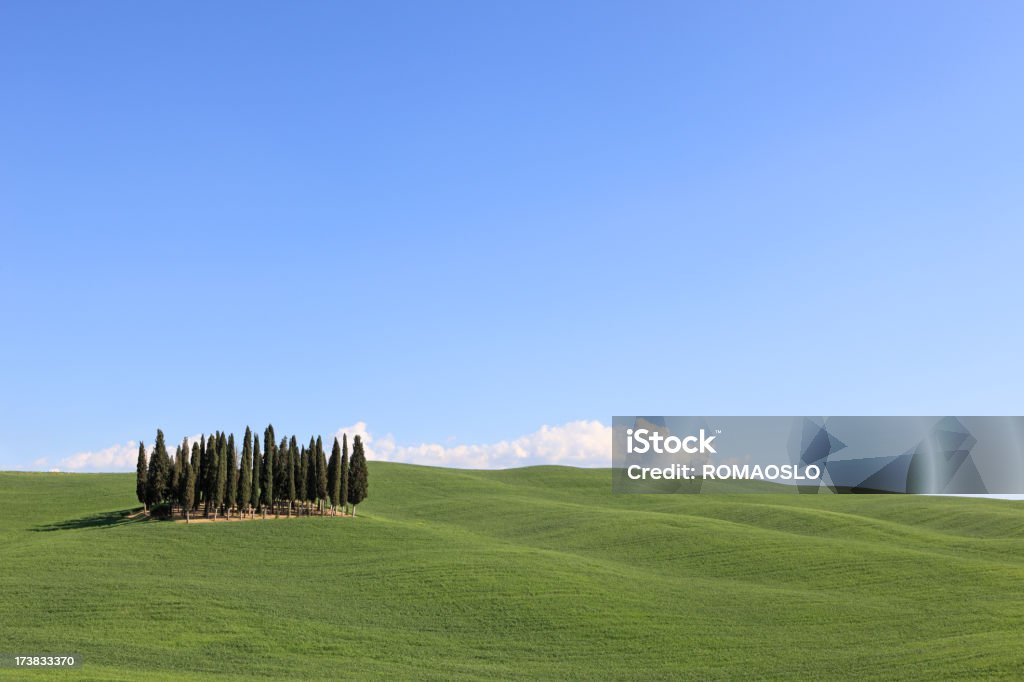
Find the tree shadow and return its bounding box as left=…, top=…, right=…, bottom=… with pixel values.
left=32, top=509, right=149, bottom=532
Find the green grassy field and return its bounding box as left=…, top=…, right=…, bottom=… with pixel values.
left=1, top=464, right=1022, bottom=680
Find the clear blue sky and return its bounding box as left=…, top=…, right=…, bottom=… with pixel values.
left=2, top=2, right=1023, bottom=470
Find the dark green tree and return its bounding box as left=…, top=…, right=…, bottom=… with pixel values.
left=296, top=445, right=308, bottom=510
left=278, top=437, right=286, bottom=506
left=328, top=437, right=341, bottom=514
left=190, top=441, right=202, bottom=512
left=145, top=429, right=171, bottom=509
left=214, top=433, right=228, bottom=518
left=183, top=459, right=196, bottom=523
left=209, top=432, right=221, bottom=514
left=226, top=434, right=238, bottom=517
left=171, top=445, right=182, bottom=505
left=277, top=437, right=288, bottom=511
left=238, top=427, right=253, bottom=515
left=178, top=437, right=191, bottom=509
left=198, top=434, right=207, bottom=507
left=264, top=425, right=276, bottom=512
left=261, top=426, right=274, bottom=513
left=306, top=437, right=317, bottom=510
left=316, top=436, right=328, bottom=514
left=340, top=433, right=350, bottom=515
left=204, top=433, right=218, bottom=516
left=348, top=434, right=368, bottom=516
left=252, top=434, right=262, bottom=513
left=135, top=442, right=148, bottom=510
left=287, top=436, right=298, bottom=513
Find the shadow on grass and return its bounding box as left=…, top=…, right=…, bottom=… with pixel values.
left=32, top=509, right=150, bottom=532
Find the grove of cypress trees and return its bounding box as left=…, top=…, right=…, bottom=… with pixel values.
left=239, top=427, right=253, bottom=516
left=340, top=433, right=349, bottom=515
left=348, top=434, right=368, bottom=516
left=132, top=425, right=366, bottom=522
left=226, top=434, right=238, bottom=518
left=136, top=442, right=148, bottom=510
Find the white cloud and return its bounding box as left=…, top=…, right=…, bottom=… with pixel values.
left=57, top=433, right=202, bottom=472
left=332, top=420, right=611, bottom=469
left=60, top=441, right=141, bottom=472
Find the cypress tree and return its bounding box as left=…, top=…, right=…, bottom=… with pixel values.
left=205, top=433, right=215, bottom=515
left=252, top=434, right=262, bottom=514
left=198, top=434, right=207, bottom=507
left=306, top=437, right=317, bottom=510
left=204, top=433, right=218, bottom=516
left=348, top=434, right=368, bottom=516
left=226, top=434, right=238, bottom=518
left=191, top=442, right=202, bottom=511
left=239, top=427, right=253, bottom=515
left=160, top=431, right=174, bottom=502
left=135, top=442, right=148, bottom=510
left=145, top=430, right=171, bottom=509
left=274, top=438, right=286, bottom=507
left=264, top=425, right=276, bottom=512
left=328, top=437, right=341, bottom=515
left=296, top=445, right=308, bottom=511
left=178, top=437, right=191, bottom=510
left=214, top=434, right=227, bottom=518
left=277, top=437, right=288, bottom=511
left=183, top=459, right=196, bottom=523
left=316, top=436, right=328, bottom=514
left=287, top=436, right=298, bottom=512
left=340, top=433, right=349, bottom=515
left=261, top=427, right=274, bottom=513
left=171, top=445, right=182, bottom=506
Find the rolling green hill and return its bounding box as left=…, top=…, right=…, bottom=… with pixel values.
left=1, top=464, right=1022, bottom=680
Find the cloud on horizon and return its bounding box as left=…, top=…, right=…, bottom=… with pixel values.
left=334, top=420, right=610, bottom=469
left=50, top=421, right=612, bottom=472
left=57, top=433, right=204, bottom=472
left=59, top=440, right=141, bottom=472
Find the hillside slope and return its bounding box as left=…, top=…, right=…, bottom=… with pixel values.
left=1, top=464, right=1022, bottom=680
